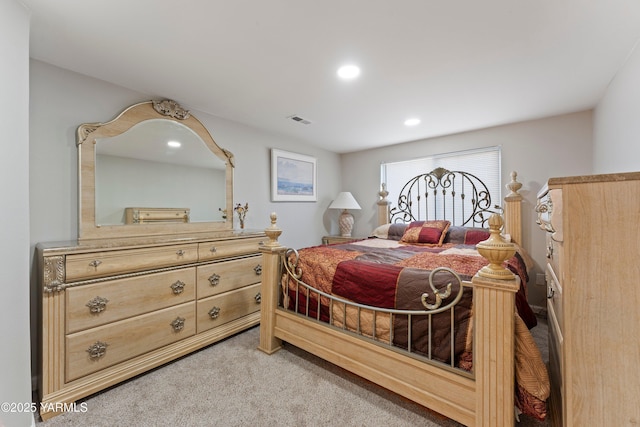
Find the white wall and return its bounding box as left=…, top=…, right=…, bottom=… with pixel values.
left=341, top=111, right=593, bottom=308
left=593, top=42, right=640, bottom=173
left=1, top=1, right=34, bottom=427
left=29, top=60, right=342, bottom=249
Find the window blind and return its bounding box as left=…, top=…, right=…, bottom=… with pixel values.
left=380, top=146, right=502, bottom=221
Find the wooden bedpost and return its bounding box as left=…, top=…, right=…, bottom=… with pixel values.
left=503, top=171, right=523, bottom=245
left=377, top=183, right=391, bottom=226
left=473, top=213, right=520, bottom=427
left=257, top=213, right=286, bottom=355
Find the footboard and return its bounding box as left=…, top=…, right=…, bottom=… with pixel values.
left=258, top=213, right=520, bottom=427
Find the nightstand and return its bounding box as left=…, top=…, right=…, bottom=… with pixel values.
left=322, top=235, right=365, bottom=245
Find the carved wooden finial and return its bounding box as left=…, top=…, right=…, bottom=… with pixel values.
left=505, top=170, right=523, bottom=200
left=378, top=183, right=389, bottom=205
left=475, top=214, right=516, bottom=280
left=264, top=212, right=282, bottom=247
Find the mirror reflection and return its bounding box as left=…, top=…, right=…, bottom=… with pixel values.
left=95, top=119, right=227, bottom=225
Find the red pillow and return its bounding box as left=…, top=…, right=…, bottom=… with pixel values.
left=443, top=226, right=491, bottom=245
left=463, top=229, right=491, bottom=245
left=400, top=220, right=451, bottom=246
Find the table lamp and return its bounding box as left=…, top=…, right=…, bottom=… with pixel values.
left=329, top=191, right=361, bottom=237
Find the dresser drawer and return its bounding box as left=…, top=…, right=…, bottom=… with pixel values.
left=65, top=302, right=195, bottom=382
left=545, top=263, right=563, bottom=333
left=197, top=255, right=262, bottom=299
left=66, top=244, right=199, bottom=281
left=197, top=237, right=264, bottom=261
left=196, top=283, right=261, bottom=333
left=66, top=267, right=196, bottom=334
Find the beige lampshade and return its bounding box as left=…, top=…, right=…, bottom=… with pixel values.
left=328, top=192, right=361, bottom=210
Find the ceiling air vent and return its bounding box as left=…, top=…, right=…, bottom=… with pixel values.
left=288, top=115, right=312, bottom=125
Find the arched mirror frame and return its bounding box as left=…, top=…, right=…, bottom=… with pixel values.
left=77, top=100, right=234, bottom=241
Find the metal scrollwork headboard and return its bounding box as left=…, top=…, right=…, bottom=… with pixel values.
left=388, top=167, right=500, bottom=227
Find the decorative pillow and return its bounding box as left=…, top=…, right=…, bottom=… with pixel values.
left=387, top=223, right=408, bottom=241
left=370, top=223, right=409, bottom=241
left=400, top=220, right=450, bottom=246
left=444, top=226, right=491, bottom=245
left=370, top=224, right=391, bottom=239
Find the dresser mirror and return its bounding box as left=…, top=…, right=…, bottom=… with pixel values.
left=77, top=100, right=234, bottom=240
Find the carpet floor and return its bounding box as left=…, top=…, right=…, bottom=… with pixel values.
left=37, top=316, right=550, bottom=427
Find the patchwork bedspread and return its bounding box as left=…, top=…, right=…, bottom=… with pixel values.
left=281, top=238, right=549, bottom=420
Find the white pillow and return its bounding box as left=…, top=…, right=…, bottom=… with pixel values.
left=370, top=223, right=391, bottom=239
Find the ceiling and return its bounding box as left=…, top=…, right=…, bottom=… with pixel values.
left=23, top=0, right=640, bottom=153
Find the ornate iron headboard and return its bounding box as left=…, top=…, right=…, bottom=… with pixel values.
left=388, top=167, right=500, bottom=227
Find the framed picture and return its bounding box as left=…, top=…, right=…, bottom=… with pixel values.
left=271, top=149, right=317, bottom=202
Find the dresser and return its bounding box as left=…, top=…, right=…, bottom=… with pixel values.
left=536, top=172, right=640, bottom=427
left=37, top=230, right=265, bottom=419
left=38, top=99, right=263, bottom=419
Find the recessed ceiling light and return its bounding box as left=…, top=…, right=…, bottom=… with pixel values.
left=337, top=65, right=361, bottom=79
left=167, top=141, right=181, bottom=148
left=404, top=118, right=421, bottom=126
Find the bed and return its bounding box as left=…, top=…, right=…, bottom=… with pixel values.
left=258, top=169, right=549, bottom=426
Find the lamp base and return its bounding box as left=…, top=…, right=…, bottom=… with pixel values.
left=338, top=210, right=354, bottom=237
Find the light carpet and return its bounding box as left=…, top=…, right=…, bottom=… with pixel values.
left=37, top=317, right=549, bottom=427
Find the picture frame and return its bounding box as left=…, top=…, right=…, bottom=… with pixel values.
left=271, top=149, right=317, bottom=202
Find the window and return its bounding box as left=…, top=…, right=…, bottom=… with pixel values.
left=380, top=146, right=502, bottom=224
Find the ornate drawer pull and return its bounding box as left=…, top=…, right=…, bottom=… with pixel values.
left=170, top=317, right=185, bottom=332
left=89, top=260, right=102, bottom=268
left=86, top=296, right=109, bottom=313
left=258, top=240, right=265, bottom=246
left=210, top=246, right=217, bottom=253
left=546, top=244, right=553, bottom=259
left=255, top=293, right=261, bottom=304
left=547, top=287, right=555, bottom=299
left=208, top=273, right=220, bottom=286
left=176, top=250, right=186, bottom=256
left=170, top=280, right=185, bottom=295
left=254, top=264, right=262, bottom=275
left=208, top=306, right=221, bottom=319
left=86, top=341, right=108, bottom=359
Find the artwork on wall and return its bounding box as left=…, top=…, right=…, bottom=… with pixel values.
left=271, top=149, right=317, bottom=202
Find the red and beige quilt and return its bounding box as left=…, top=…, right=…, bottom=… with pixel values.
left=281, top=238, right=549, bottom=420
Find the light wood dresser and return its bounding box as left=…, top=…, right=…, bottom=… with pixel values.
left=536, top=172, right=640, bottom=427
left=39, top=99, right=263, bottom=420
left=37, top=230, right=265, bottom=419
